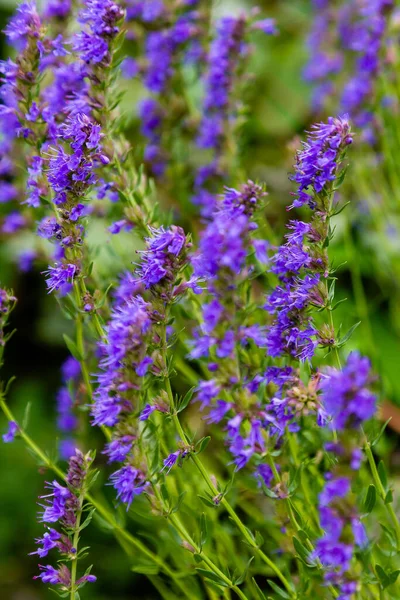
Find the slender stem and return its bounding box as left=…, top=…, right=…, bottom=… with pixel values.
left=328, top=308, right=342, bottom=370
left=153, top=483, right=250, bottom=600
left=162, top=369, right=295, bottom=597
left=364, top=441, right=400, bottom=548
left=266, top=453, right=339, bottom=599
left=343, top=221, right=375, bottom=358
left=287, top=432, right=321, bottom=532
left=73, top=282, right=93, bottom=400
left=0, top=396, right=194, bottom=600
left=69, top=492, right=84, bottom=600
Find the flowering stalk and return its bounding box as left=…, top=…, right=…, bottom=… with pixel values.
left=161, top=328, right=296, bottom=597
left=32, top=450, right=97, bottom=595
left=0, top=393, right=195, bottom=598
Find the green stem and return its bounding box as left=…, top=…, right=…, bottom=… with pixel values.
left=328, top=308, right=342, bottom=369
left=343, top=221, right=375, bottom=358
left=168, top=510, right=250, bottom=600
left=266, top=453, right=338, bottom=599
left=73, top=282, right=93, bottom=399
left=163, top=377, right=295, bottom=597
left=287, top=433, right=321, bottom=533
left=364, top=441, right=400, bottom=548
left=69, top=492, right=84, bottom=600
left=0, top=396, right=193, bottom=600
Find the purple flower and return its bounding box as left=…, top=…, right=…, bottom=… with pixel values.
left=139, top=404, right=157, bottom=421
left=103, top=436, right=134, bottom=463
left=0, top=181, right=18, bottom=203
left=91, top=297, right=152, bottom=427
left=18, top=249, right=36, bottom=272
left=34, top=564, right=63, bottom=585
left=4, top=1, right=42, bottom=50
left=2, top=420, right=18, bottom=443
left=319, top=477, right=350, bottom=506
left=109, top=465, right=149, bottom=509
left=30, top=529, right=61, bottom=558
left=109, top=219, right=133, bottom=234
left=44, top=263, right=77, bottom=295
left=61, top=357, right=81, bottom=382
left=2, top=212, right=26, bottom=233
left=136, top=225, right=188, bottom=290
left=162, top=451, right=180, bottom=473
left=320, top=352, right=376, bottom=430
left=74, top=0, right=124, bottom=65
left=56, top=388, right=78, bottom=432
left=290, top=116, right=352, bottom=209
left=252, top=19, right=277, bottom=35
left=40, top=481, right=72, bottom=523
left=37, top=217, right=61, bottom=240
left=59, top=439, right=77, bottom=461
left=255, top=464, right=274, bottom=488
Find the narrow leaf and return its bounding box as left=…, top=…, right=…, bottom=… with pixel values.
left=363, top=485, right=377, bottom=514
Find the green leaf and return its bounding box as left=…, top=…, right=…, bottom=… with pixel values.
left=195, top=568, right=228, bottom=587
left=378, top=460, right=388, bottom=490
left=199, top=513, right=208, bottom=549
left=293, top=536, right=310, bottom=563
left=379, top=523, right=397, bottom=549
left=267, top=580, right=291, bottom=598
left=288, top=464, right=303, bottom=494
left=363, top=485, right=377, bottom=514
left=384, top=489, right=393, bottom=505
left=376, top=565, right=391, bottom=589
left=92, top=513, right=115, bottom=532
left=337, top=321, right=361, bottom=348
left=177, top=387, right=195, bottom=413
left=160, top=483, right=170, bottom=505
left=334, top=165, right=349, bottom=189
left=234, top=556, right=254, bottom=585
left=331, top=200, right=350, bottom=216
left=96, top=283, right=114, bottom=308
left=371, top=418, right=392, bottom=447
left=63, top=334, right=83, bottom=361
left=328, top=279, right=336, bottom=304
left=131, top=564, right=160, bottom=575
left=255, top=531, right=264, bottom=548
left=22, top=401, right=32, bottom=430
left=198, top=494, right=216, bottom=508
left=252, top=577, right=267, bottom=600
left=388, top=571, right=400, bottom=587
left=79, top=507, right=96, bottom=532
left=298, top=529, right=309, bottom=544
left=195, top=436, right=211, bottom=454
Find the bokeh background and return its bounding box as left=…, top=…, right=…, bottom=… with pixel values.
left=1, top=0, right=400, bottom=598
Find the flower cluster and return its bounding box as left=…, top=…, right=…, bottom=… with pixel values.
left=303, top=0, right=343, bottom=111
left=74, top=0, right=124, bottom=66
left=189, top=182, right=276, bottom=470
left=313, top=353, right=377, bottom=595
left=92, top=296, right=153, bottom=428
left=339, top=0, right=392, bottom=139
left=193, top=16, right=275, bottom=216
left=41, top=112, right=108, bottom=294
left=320, top=352, right=376, bottom=430
left=92, top=224, right=193, bottom=504
left=265, top=117, right=352, bottom=361
left=32, top=449, right=96, bottom=592
left=305, top=1, right=393, bottom=141
left=126, top=1, right=203, bottom=177
left=136, top=225, right=190, bottom=293
left=290, top=116, right=353, bottom=209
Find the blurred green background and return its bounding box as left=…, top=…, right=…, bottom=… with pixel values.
left=1, top=0, right=399, bottom=598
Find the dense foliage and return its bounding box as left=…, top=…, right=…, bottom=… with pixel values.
left=1, top=1, right=400, bottom=599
